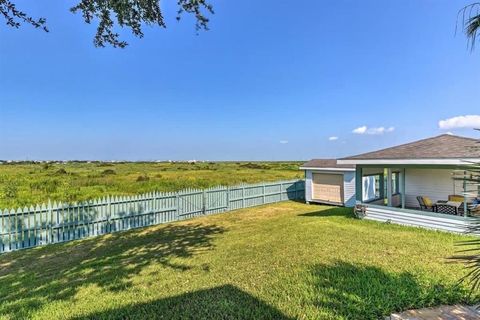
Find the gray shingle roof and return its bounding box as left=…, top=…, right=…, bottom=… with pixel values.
left=341, top=134, right=480, bottom=160
left=301, top=159, right=355, bottom=169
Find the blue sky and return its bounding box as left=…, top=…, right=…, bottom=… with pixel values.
left=1, top=0, right=480, bottom=161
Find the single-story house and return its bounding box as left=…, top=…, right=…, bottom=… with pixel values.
left=300, top=159, right=356, bottom=207
left=303, top=134, right=480, bottom=233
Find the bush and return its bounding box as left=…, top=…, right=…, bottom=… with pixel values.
left=97, top=162, right=114, bottom=167
left=136, top=175, right=150, bottom=182
left=239, top=162, right=270, bottom=170
left=101, top=169, right=116, bottom=175
left=58, top=182, right=81, bottom=203
left=2, top=180, right=18, bottom=199
left=55, top=168, right=68, bottom=175
left=30, top=179, right=60, bottom=194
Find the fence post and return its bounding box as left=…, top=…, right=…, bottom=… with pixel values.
left=280, top=182, right=283, bottom=201
left=225, top=187, right=229, bottom=211
left=202, top=189, right=207, bottom=215
left=175, top=192, right=180, bottom=219
left=152, top=192, right=157, bottom=223
left=263, top=184, right=266, bottom=204
left=55, top=203, right=60, bottom=243
left=107, top=196, right=112, bottom=232
left=242, top=186, right=245, bottom=208
left=48, top=200, right=53, bottom=245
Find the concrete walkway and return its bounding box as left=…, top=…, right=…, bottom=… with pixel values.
left=387, top=305, right=480, bottom=320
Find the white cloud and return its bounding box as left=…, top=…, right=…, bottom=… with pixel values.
left=438, top=115, right=480, bottom=130
left=352, top=126, right=395, bottom=135
left=328, top=136, right=338, bottom=141
left=279, top=140, right=289, bottom=144
left=446, top=131, right=454, bottom=135
left=352, top=126, right=367, bottom=134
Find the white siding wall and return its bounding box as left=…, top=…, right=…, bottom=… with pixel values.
left=304, top=170, right=313, bottom=202
left=304, top=169, right=356, bottom=207
left=343, top=171, right=356, bottom=207
left=404, top=168, right=463, bottom=208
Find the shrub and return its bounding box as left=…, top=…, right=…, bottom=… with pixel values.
left=30, top=179, right=60, bottom=193
left=239, top=162, right=270, bottom=170
left=136, top=175, right=150, bottom=182
left=96, top=163, right=114, bottom=167
left=101, top=169, right=116, bottom=175
left=55, top=168, right=68, bottom=175
left=2, top=180, right=18, bottom=199
left=58, top=182, right=81, bottom=203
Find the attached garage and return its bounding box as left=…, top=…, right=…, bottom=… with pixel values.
left=312, top=173, right=344, bottom=203
left=300, top=159, right=356, bottom=207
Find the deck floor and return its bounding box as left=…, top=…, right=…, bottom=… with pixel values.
left=387, top=305, right=480, bottom=320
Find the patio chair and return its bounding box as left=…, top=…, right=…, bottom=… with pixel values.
left=417, top=196, right=435, bottom=211
left=470, top=205, right=480, bottom=217
left=458, top=202, right=480, bottom=216
left=448, top=195, right=464, bottom=202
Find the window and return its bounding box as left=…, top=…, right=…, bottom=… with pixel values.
left=392, top=172, right=400, bottom=194
left=362, top=174, right=381, bottom=202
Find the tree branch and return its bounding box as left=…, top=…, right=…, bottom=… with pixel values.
left=0, top=0, right=48, bottom=32
left=1, top=0, right=213, bottom=48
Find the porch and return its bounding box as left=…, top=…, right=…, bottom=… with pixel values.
left=354, top=166, right=479, bottom=233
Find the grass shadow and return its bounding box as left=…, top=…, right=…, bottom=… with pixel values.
left=72, top=284, right=293, bottom=320
left=298, top=206, right=355, bottom=218
left=0, top=222, right=225, bottom=319
left=308, top=261, right=474, bottom=319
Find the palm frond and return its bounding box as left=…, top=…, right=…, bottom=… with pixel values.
left=458, top=3, right=480, bottom=51
left=449, top=140, right=480, bottom=294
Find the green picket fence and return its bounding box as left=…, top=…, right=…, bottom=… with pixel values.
left=0, top=179, right=305, bottom=253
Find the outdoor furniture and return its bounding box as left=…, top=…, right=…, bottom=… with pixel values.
left=448, top=195, right=464, bottom=202
left=417, top=196, right=436, bottom=211
left=435, top=201, right=462, bottom=215
left=470, top=205, right=480, bottom=217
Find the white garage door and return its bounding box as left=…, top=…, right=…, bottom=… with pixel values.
left=312, top=173, right=344, bottom=204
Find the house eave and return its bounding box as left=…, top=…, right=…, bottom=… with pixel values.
left=336, top=158, right=480, bottom=165
left=299, top=166, right=355, bottom=171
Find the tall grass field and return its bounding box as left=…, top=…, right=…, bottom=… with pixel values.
left=0, top=161, right=303, bottom=208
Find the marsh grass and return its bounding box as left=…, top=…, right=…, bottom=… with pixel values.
left=0, top=162, right=303, bottom=208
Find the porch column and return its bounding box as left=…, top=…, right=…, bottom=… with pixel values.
left=355, top=166, right=363, bottom=203
left=386, top=168, right=393, bottom=207
left=400, top=168, right=406, bottom=209
left=464, top=171, right=468, bottom=217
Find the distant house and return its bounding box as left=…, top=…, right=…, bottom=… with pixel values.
left=303, top=134, right=480, bottom=233
left=300, top=159, right=356, bottom=207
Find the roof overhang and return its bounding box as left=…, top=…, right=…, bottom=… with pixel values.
left=337, top=158, right=480, bottom=165
left=299, top=166, right=356, bottom=171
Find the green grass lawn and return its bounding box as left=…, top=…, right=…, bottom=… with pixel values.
left=0, top=161, right=303, bottom=208
left=0, top=201, right=477, bottom=320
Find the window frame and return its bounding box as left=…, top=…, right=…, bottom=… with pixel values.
left=391, top=171, right=400, bottom=195
left=362, top=173, right=383, bottom=203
